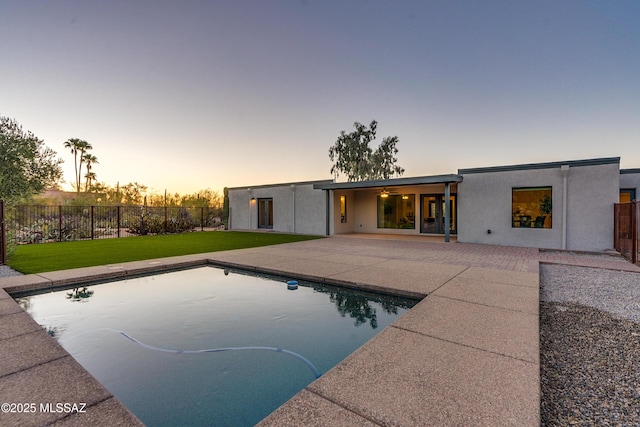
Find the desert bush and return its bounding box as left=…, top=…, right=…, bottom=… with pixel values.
left=127, top=207, right=195, bottom=235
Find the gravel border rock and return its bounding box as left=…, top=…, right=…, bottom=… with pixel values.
left=541, top=264, right=640, bottom=323
left=540, top=263, right=640, bottom=426
left=0, top=265, right=22, bottom=278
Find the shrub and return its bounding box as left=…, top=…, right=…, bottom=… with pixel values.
left=127, top=207, right=195, bottom=235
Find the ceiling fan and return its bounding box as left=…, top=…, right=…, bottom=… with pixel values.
left=379, top=187, right=407, bottom=198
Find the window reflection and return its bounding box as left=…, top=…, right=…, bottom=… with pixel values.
left=377, top=195, right=415, bottom=229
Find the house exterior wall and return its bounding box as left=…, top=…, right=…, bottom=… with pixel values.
left=332, top=190, right=355, bottom=234
left=228, top=187, right=249, bottom=231
left=566, top=163, right=619, bottom=250
left=228, top=181, right=330, bottom=235
left=228, top=158, right=626, bottom=252
left=457, top=160, right=620, bottom=251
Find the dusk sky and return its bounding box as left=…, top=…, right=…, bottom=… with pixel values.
left=2, top=1, right=639, bottom=195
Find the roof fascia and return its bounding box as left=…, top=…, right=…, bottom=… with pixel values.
left=227, top=179, right=334, bottom=191
left=621, top=168, right=640, bottom=175
left=458, top=157, right=620, bottom=175
left=313, top=174, right=463, bottom=190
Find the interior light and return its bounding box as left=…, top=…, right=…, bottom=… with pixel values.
left=402, top=194, right=409, bottom=200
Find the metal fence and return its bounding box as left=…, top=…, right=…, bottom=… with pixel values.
left=3, top=204, right=222, bottom=247
left=614, top=201, right=639, bottom=264
left=1, top=200, right=6, bottom=264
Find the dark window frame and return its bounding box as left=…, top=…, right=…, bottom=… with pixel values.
left=257, top=198, right=273, bottom=229
left=512, top=186, right=552, bottom=229
left=376, top=194, right=416, bottom=229
left=340, top=195, right=347, bottom=223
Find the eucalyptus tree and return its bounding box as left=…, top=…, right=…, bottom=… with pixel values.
left=328, top=120, right=404, bottom=182
left=0, top=116, right=63, bottom=201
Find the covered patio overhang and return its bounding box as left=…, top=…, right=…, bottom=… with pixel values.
left=314, top=174, right=464, bottom=242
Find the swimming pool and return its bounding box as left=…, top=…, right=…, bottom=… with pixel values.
left=16, top=266, right=416, bottom=426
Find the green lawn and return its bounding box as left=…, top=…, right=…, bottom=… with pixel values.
left=7, top=231, right=322, bottom=274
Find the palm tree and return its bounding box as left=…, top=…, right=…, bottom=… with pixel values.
left=82, top=153, right=99, bottom=191
left=76, top=140, right=92, bottom=192
left=84, top=171, right=97, bottom=192
left=63, top=138, right=80, bottom=192
left=63, top=138, right=92, bottom=192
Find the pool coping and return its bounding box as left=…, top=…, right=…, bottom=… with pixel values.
left=1, top=238, right=541, bottom=426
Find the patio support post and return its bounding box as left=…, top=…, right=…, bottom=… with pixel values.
left=444, top=182, right=451, bottom=243
left=325, top=190, right=331, bottom=236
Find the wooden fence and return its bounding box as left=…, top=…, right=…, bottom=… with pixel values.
left=614, top=201, right=639, bottom=264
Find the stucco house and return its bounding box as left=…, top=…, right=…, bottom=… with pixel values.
left=228, top=157, right=640, bottom=252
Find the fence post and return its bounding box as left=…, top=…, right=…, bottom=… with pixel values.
left=117, top=206, right=121, bottom=238
left=164, top=206, right=168, bottom=234
left=141, top=206, right=145, bottom=235
left=91, top=205, right=95, bottom=240
left=201, top=207, right=204, bottom=231
left=613, top=204, right=619, bottom=253
left=1, top=200, right=6, bottom=265
left=58, top=205, right=62, bottom=242
left=633, top=201, right=638, bottom=265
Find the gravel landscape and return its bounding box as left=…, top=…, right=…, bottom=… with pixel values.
left=0, top=265, right=21, bottom=278
left=540, top=263, right=640, bottom=426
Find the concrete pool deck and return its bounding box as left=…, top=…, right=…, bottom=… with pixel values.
left=2, top=234, right=636, bottom=426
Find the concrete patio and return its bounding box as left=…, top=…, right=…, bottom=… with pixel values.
left=0, top=234, right=555, bottom=426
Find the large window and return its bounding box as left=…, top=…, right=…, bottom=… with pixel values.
left=340, top=195, right=347, bottom=223
left=377, top=194, right=415, bottom=229
left=512, top=187, right=552, bottom=228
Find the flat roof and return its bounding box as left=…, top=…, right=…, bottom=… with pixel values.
left=227, top=179, right=333, bottom=191
left=621, top=168, right=640, bottom=175
left=458, top=157, right=620, bottom=175
left=313, top=174, right=463, bottom=190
